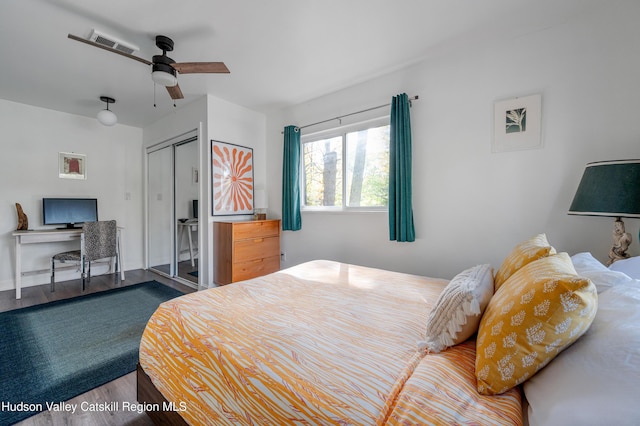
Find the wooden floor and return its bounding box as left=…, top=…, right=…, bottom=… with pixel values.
left=0, top=270, right=195, bottom=426
left=151, top=259, right=199, bottom=285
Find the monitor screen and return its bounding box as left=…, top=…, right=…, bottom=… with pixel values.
left=43, top=198, right=98, bottom=228
left=192, top=199, right=198, bottom=219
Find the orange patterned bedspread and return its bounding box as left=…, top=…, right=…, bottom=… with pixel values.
left=139, top=260, right=522, bottom=425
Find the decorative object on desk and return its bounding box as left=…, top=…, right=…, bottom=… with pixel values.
left=568, top=159, right=640, bottom=265
left=15, top=202, right=28, bottom=230
left=96, top=96, right=117, bottom=126
left=0, top=281, right=183, bottom=425
left=211, top=140, right=254, bottom=215
left=253, top=189, right=268, bottom=220
left=492, top=93, right=542, bottom=152
left=58, top=152, right=86, bottom=179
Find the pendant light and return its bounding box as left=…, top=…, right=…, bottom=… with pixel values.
left=97, top=96, right=117, bottom=126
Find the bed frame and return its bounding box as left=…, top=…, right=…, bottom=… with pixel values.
left=136, top=363, right=188, bottom=425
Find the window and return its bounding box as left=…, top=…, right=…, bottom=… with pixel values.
left=302, top=118, right=390, bottom=210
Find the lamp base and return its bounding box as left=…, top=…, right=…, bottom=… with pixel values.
left=607, top=217, right=632, bottom=265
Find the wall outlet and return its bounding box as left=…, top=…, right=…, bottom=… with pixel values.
left=281, top=252, right=286, bottom=261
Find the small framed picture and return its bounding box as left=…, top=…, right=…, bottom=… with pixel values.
left=492, top=94, right=542, bottom=153
left=58, top=152, right=86, bottom=179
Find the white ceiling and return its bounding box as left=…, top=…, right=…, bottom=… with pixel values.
left=0, top=0, right=607, bottom=127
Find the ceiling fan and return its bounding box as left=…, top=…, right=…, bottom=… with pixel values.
left=68, top=32, right=230, bottom=100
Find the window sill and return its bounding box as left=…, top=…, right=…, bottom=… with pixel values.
left=301, top=208, right=386, bottom=215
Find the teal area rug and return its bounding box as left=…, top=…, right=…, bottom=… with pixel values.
left=0, top=281, right=183, bottom=425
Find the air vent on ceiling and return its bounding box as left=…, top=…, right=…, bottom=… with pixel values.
left=89, top=29, right=139, bottom=55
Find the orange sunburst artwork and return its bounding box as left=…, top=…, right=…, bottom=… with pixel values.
left=212, top=141, right=254, bottom=215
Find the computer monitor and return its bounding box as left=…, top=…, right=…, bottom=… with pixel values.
left=192, top=199, right=198, bottom=219
left=42, top=198, right=98, bottom=229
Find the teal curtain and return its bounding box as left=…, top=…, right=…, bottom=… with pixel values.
left=282, top=125, right=302, bottom=231
left=389, top=93, right=415, bottom=242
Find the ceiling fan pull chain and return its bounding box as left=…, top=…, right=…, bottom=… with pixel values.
left=153, top=83, right=157, bottom=108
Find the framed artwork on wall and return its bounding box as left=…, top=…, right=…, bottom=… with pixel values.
left=492, top=93, right=542, bottom=153
left=211, top=140, right=254, bottom=215
left=58, top=152, right=87, bottom=179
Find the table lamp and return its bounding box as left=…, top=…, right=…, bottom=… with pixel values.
left=568, top=159, right=640, bottom=265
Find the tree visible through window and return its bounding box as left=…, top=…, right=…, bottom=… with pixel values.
left=302, top=122, right=389, bottom=209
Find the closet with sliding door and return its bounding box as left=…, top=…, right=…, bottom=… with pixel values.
left=146, top=131, right=200, bottom=288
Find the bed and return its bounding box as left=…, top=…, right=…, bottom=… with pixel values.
left=138, top=236, right=640, bottom=425
left=138, top=260, right=522, bottom=425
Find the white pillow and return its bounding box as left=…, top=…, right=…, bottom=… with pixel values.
left=524, top=281, right=640, bottom=426
left=422, top=264, right=494, bottom=353
left=571, top=252, right=633, bottom=293
left=609, top=256, right=640, bottom=280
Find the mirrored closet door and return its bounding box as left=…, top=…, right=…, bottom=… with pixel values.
left=147, top=134, right=199, bottom=287
left=175, top=141, right=199, bottom=283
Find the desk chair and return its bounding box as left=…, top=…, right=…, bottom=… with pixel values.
left=50, top=220, right=119, bottom=291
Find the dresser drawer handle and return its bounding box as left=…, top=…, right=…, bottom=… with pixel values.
left=254, top=238, right=264, bottom=243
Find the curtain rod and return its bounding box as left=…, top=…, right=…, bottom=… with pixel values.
left=283, top=95, right=419, bottom=133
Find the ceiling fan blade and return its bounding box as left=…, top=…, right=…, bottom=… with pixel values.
left=171, top=62, right=230, bottom=74
left=68, top=34, right=152, bottom=66
left=166, top=84, right=184, bottom=100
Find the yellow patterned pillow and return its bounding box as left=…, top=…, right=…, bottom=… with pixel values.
left=475, top=252, right=597, bottom=395
left=494, top=234, right=556, bottom=291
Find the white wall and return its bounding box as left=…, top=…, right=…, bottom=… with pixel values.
left=0, top=99, right=143, bottom=291
left=266, top=3, right=640, bottom=280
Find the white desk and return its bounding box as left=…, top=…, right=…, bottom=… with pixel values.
left=12, top=227, right=124, bottom=299
left=177, top=219, right=198, bottom=267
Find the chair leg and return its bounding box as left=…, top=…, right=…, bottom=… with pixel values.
left=50, top=258, right=55, bottom=292
left=115, top=254, right=121, bottom=283
left=81, top=257, right=87, bottom=291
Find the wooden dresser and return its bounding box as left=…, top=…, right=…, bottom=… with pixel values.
left=213, top=219, right=281, bottom=285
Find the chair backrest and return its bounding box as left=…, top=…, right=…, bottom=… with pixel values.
left=82, top=220, right=117, bottom=261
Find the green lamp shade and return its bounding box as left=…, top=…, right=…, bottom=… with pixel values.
left=568, top=159, right=640, bottom=218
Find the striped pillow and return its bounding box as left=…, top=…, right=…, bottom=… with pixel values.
left=423, top=264, right=494, bottom=353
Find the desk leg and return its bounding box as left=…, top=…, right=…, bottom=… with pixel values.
left=188, top=226, right=195, bottom=267
left=178, top=225, right=185, bottom=263
left=15, top=237, right=22, bottom=299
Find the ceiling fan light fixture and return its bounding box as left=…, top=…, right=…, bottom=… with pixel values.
left=152, top=63, right=178, bottom=87
left=97, top=96, right=117, bottom=126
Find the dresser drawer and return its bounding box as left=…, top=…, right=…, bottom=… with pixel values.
left=232, top=220, right=279, bottom=240
left=232, top=255, right=280, bottom=282
left=233, top=235, right=279, bottom=263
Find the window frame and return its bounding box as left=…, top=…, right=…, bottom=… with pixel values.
left=300, top=116, right=390, bottom=213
